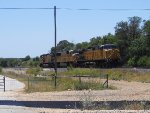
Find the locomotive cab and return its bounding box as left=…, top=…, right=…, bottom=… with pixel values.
left=100, top=44, right=121, bottom=66
left=40, top=54, right=52, bottom=68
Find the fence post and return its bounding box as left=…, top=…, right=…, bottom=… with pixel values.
left=3, top=76, right=5, bottom=92
left=103, top=74, right=109, bottom=88
left=28, top=76, right=29, bottom=91
left=54, top=74, right=57, bottom=88
left=106, top=74, right=108, bottom=88
left=79, top=75, right=81, bottom=84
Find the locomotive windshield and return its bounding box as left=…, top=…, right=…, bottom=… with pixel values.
left=100, top=44, right=117, bottom=49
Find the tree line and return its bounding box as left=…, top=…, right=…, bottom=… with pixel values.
left=0, top=55, right=40, bottom=68
left=51, top=16, right=150, bottom=67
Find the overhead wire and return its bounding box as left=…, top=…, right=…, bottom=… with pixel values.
left=0, top=7, right=150, bottom=11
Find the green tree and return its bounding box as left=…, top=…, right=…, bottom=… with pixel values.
left=137, top=56, right=150, bottom=67
left=128, top=16, right=142, bottom=41
left=23, top=55, right=31, bottom=61
left=115, top=21, right=129, bottom=63
left=101, top=33, right=117, bottom=44
left=89, top=36, right=102, bottom=46
left=75, top=42, right=89, bottom=50
left=115, top=16, right=142, bottom=64
left=8, top=59, right=18, bottom=67
left=51, top=40, right=75, bottom=53
left=129, top=36, right=147, bottom=57
left=57, top=40, right=74, bottom=51
left=0, top=60, right=8, bottom=67
left=143, top=20, right=150, bottom=55
left=33, top=56, right=40, bottom=61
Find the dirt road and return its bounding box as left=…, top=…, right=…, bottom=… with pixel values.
left=0, top=75, right=39, bottom=113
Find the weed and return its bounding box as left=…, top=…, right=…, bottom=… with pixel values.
left=80, top=90, right=95, bottom=110
left=61, top=68, right=100, bottom=76
left=124, top=102, right=144, bottom=110
left=0, top=67, right=2, bottom=74
left=26, top=67, right=43, bottom=76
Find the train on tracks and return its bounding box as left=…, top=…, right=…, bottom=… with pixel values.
left=40, top=44, right=121, bottom=68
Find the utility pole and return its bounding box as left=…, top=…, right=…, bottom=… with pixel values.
left=54, top=6, right=57, bottom=88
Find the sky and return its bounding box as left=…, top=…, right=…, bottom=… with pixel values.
left=0, top=0, right=150, bottom=58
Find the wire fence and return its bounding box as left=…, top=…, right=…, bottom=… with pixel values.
left=0, top=73, right=109, bottom=92
left=0, top=76, right=5, bottom=92
left=26, top=74, right=109, bottom=92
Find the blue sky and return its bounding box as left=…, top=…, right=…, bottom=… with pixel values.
left=0, top=0, right=150, bottom=58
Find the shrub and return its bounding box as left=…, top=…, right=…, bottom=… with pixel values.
left=74, top=82, right=90, bottom=90
left=137, top=56, right=150, bottom=67
left=137, top=56, right=147, bottom=66
left=127, top=57, right=137, bottom=66
left=26, top=67, right=42, bottom=76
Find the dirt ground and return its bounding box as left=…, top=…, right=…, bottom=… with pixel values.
left=15, top=80, right=150, bottom=101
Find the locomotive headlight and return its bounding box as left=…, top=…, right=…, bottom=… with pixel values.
left=104, top=49, right=108, bottom=51
left=104, top=49, right=112, bottom=51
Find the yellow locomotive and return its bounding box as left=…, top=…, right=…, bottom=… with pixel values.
left=40, top=54, right=52, bottom=67
left=40, top=44, right=121, bottom=68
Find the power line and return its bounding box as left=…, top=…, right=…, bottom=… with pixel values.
left=0, top=7, right=150, bottom=11
left=70, top=8, right=150, bottom=11
left=0, top=8, right=54, bottom=10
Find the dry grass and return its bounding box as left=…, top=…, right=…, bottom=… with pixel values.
left=3, top=67, right=149, bottom=92
left=2, top=69, right=110, bottom=92
left=124, top=103, right=145, bottom=110
left=101, top=68, right=150, bottom=83
left=59, top=68, right=150, bottom=83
